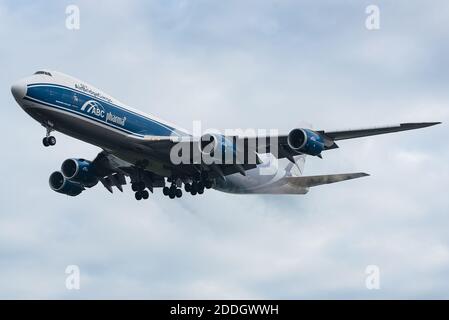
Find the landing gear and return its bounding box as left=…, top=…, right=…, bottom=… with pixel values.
left=186, top=181, right=205, bottom=196
left=43, top=136, right=56, bottom=147
left=163, top=184, right=182, bottom=199
left=133, top=179, right=150, bottom=201
left=42, top=125, right=56, bottom=147
left=134, top=189, right=149, bottom=201
left=162, top=174, right=213, bottom=199
left=204, top=180, right=213, bottom=189
left=183, top=172, right=213, bottom=197
left=168, top=185, right=182, bottom=199
left=132, top=181, right=145, bottom=192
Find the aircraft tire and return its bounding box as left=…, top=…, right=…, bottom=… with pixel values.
left=205, top=180, right=213, bottom=189
left=48, top=136, right=56, bottom=146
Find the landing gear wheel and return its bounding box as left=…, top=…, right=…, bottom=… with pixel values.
left=142, top=190, right=149, bottom=200
left=135, top=191, right=143, bottom=201
left=191, top=190, right=197, bottom=196
left=198, top=188, right=204, bottom=195
left=132, top=183, right=138, bottom=192
left=175, top=189, right=182, bottom=198
left=42, top=137, right=50, bottom=147
left=163, top=187, right=169, bottom=196
left=169, top=192, right=176, bottom=199
left=47, top=136, right=56, bottom=146
left=205, top=180, right=213, bottom=189
left=184, top=183, right=191, bottom=192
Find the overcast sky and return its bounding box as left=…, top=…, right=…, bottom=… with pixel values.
left=1, top=0, right=448, bottom=299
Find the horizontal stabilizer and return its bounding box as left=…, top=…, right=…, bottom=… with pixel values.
left=285, top=172, right=369, bottom=188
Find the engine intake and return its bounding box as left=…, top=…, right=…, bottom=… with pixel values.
left=49, top=171, right=84, bottom=196
left=61, top=158, right=98, bottom=187
left=287, top=128, right=325, bottom=156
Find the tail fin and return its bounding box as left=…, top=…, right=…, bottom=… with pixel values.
left=284, top=172, right=369, bottom=188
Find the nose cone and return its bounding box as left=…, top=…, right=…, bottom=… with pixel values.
left=11, top=79, right=27, bottom=102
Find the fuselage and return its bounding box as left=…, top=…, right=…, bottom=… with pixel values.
left=11, top=70, right=308, bottom=195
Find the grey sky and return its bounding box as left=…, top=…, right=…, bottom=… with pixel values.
left=1, top=0, right=448, bottom=298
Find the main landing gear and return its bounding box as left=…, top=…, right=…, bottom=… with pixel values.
left=162, top=185, right=182, bottom=199
left=132, top=181, right=150, bottom=201
left=183, top=172, right=214, bottom=197
left=184, top=180, right=213, bottom=196
left=42, top=126, right=56, bottom=147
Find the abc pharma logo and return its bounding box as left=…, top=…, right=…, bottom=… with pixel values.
left=80, top=100, right=105, bottom=119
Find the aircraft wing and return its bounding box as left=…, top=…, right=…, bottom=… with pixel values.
left=318, top=122, right=441, bottom=141
left=130, top=122, right=439, bottom=180
left=226, top=122, right=440, bottom=152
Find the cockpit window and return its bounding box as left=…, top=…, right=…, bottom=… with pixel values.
left=34, top=71, right=52, bottom=76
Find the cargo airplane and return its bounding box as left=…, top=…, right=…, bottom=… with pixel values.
left=11, top=70, right=440, bottom=200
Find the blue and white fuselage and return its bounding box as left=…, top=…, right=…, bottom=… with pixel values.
left=12, top=70, right=437, bottom=199
left=12, top=70, right=312, bottom=197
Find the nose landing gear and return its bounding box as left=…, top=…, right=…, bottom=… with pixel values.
left=42, top=125, right=56, bottom=147
left=43, top=136, right=56, bottom=147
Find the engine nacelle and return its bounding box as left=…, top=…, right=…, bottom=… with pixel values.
left=61, top=158, right=99, bottom=187
left=49, top=171, right=84, bottom=196
left=287, top=128, right=325, bottom=156
left=199, top=133, right=235, bottom=163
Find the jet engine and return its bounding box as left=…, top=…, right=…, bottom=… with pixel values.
left=287, top=128, right=325, bottom=156
left=61, top=158, right=99, bottom=187
left=49, top=171, right=84, bottom=196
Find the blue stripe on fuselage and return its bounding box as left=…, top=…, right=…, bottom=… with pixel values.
left=25, top=84, right=181, bottom=137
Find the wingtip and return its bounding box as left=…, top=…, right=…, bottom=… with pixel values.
left=425, top=121, right=442, bottom=127
left=404, top=122, right=442, bottom=128
left=361, top=172, right=370, bottom=177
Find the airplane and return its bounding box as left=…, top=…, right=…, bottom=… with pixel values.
left=11, top=70, right=440, bottom=200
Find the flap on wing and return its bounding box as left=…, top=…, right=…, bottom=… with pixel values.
left=285, top=172, right=369, bottom=188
